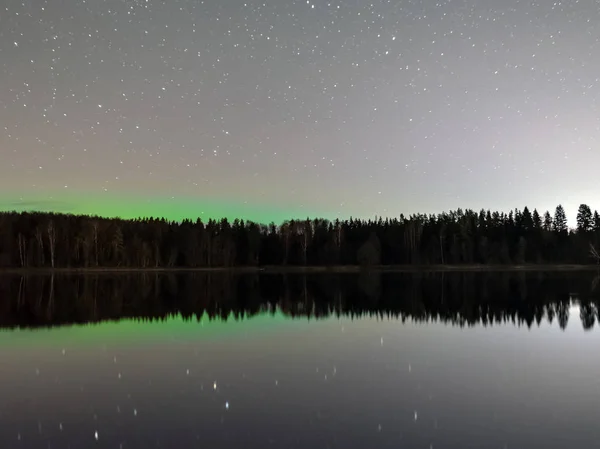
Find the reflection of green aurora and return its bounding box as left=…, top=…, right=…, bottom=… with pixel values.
left=0, top=311, right=310, bottom=349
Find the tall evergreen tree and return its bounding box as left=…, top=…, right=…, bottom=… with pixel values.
left=576, top=204, right=593, bottom=233
left=543, top=211, right=553, bottom=231
left=553, top=205, right=568, bottom=233
left=594, top=211, right=600, bottom=233
left=521, top=206, right=534, bottom=231
left=532, top=209, right=542, bottom=229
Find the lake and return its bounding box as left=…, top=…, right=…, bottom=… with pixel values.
left=1, top=271, right=600, bottom=448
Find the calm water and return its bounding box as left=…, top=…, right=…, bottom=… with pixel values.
left=2, top=271, right=600, bottom=448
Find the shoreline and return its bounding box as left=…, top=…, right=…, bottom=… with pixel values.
left=0, top=264, right=599, bottom=275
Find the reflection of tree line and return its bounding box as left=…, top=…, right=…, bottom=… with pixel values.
left=1, top=272, right=599, bottom=330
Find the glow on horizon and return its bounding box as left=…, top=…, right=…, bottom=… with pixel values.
left=0, top=191, right=590, bottom=229
left=0, top=191, right=589, bottom=228
left=0, top=191, right=332, bottom=224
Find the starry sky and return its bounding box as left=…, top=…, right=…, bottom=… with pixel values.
left=1, top=0, right=599, bottom=224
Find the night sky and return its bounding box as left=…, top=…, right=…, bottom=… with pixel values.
left=1, top=0, right=599, bottom=224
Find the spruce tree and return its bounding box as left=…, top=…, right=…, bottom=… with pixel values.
left=553, top=205, right=568, bottom=233
left=576, top=204, right=593, bottom=233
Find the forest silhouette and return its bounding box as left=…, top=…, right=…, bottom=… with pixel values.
left=1, top=203, right=600, bottom=269
left=1, top=271, right=599, bottom=330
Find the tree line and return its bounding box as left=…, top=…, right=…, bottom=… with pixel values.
left=1, top=204, right=600, bottom=268
left=1, top=271, right=597, bottom=330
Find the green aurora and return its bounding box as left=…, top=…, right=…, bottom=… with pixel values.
left=0, top=191, right=328, bottom=224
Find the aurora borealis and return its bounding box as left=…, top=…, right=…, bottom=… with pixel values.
left=2, top=0, right=600, bottom=223
left=0, top=192, right=306, bottom=223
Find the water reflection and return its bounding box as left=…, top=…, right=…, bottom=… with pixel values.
left=0, top=271, right=599, bottom=329
left=2, top=272, right=600, bottom=448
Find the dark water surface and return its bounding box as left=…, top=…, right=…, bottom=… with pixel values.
left=2, top=271, right=600, bottom=448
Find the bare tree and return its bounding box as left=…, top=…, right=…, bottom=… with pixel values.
left=439, top=223, right=446, bottom=264
left=334, top=220, right=343, bottom=255
left=112, top=225, right=124, bottom=266
left=35, top=226, right=45, bottom=266
left=299, top=219, right=312, bottom=265
left=590, top=243, right=600, bottom=265
left=17, top=233, right=27, bottom=268
left=404, top=218, right=423, bottom=264
left=281, top=221, right=292, bottom=265
left=91, top=220, right=99, bottom=266
left=141, top=242, right=151, bottom=267
left=47, top=220, right=56, bottom=268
